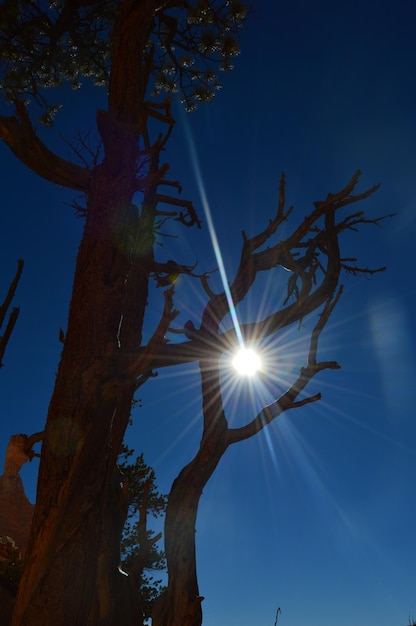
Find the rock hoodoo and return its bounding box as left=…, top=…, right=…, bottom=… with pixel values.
left=0, top=433, right=42, bottom=553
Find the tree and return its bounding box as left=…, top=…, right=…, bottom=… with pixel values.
left=151, top=171, right=392, bottom=626
left=0, top=435, right=166, bottom=624
left=0, top=2, right=248, bottom=625
left=118, top=445, right=167, bottom=621
left=0, top=2, right=390, bottom=626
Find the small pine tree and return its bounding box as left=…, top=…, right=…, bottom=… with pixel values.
left=118, top=446, right=167, bottom=621
left=0, top=537, right=24, bottom=595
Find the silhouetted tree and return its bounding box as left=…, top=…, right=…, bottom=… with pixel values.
left=1, top=2, right=247, bottom=624
left=118, top=445, right=167, bottom=621
left=0, top=2, right=390, bottom=626
left=151, top=170, right=391, bottom=626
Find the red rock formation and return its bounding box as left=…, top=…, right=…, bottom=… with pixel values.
left=0, top=434, right=36, bottom=554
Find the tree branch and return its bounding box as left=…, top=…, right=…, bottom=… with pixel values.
left=226, top=288, right=343, bottom=444
left=0, top=307, right=19, bottom=369
left=155, top=193, right=201, bottom=229
left=199, top=171, right=344, bottom=336
left=122, top=173, right=387, bottom=375
left=124, top=286, right=179, bottom=380
left=0, top=259, right=23, bottom=328
left=0, top=259, right=24, bottom=368
left=0, top=106, right=91, bottom=191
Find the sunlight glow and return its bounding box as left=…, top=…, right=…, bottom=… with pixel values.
left=181, top=112, right=244, bottom=348
left=232, top=347, right=262, bottom=377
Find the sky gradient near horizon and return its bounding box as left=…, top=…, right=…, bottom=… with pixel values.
left=1, top=2, right=416, bottom=625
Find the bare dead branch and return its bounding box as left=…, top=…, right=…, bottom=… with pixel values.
left=0, top=307, right=19, bottom=368
left=341, top=263, right=386, bottom=276
left=0, top=259, right=23, bottom=328
left=0, top=259, right=24, bottom=368
left=151, top=260, right=215, bottom=288
left=337, top=210, right=396, bottom=233
left=286, top=171, right=379, bottom=248
left=200, top=274, right=217, bottom=299
left=143, top=96, right=175, bottom=126
left=0, top=104, right=91, bottom=191
left=241, top=172, right=292, bottom=253
left=200, top=171, right=341, bottom=336
left=155, top=194, right=202, bottom=229
left=308, top=286, right=343, bottom=365
left=227, top=289, right=342, bottom=444
left=125, top=287, right=179, bottom=380
left=158, top=179, right=182, bottom=194
left=125, top=173, right=387, bottom=375
left=60, top=128, right=102, bottom=170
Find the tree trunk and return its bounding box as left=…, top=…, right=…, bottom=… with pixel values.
left=11, top=4, right=159, bottom=623
left=153, top=363, right=228, bottom=626
left=12, top=137, right=153, bottom=625
left=152, top=457, right=220, bottom=626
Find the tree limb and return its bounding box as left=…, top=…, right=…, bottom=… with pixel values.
left=226, top=288, right=343, bottom=444
left=0, top=107, right=91, bottom=191
left=0, top=307, right=19, bottom=369
left=122, top=173, right=388, bottom=376
left=0, top=259, right=24, bottom=368
left=124, top=286, right=179, bottom=380
left=0, top=259, right=23, bottom=328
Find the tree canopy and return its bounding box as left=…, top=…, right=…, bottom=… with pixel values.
left=0, top=0, right=246, bottom=120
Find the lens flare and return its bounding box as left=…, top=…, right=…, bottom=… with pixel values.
left=232, top=347, right=261, bottom=376
left=181, top=112, right=244, bottom=348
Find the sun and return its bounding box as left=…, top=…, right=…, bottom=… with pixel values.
left=232, top=347, right=262, bottom=377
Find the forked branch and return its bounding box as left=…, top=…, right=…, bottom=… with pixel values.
left=129, top=172, right=390, bottom=373
left=227, top=287, right=343, bottom=444
left=206, top=171, right=384, bottom=344
left=125, top=287, right=179, bottom=380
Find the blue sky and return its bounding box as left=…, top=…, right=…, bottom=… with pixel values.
left=1, top=1, right=416, bottom=625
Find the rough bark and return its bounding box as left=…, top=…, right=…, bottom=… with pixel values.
left=153, top=361, right=228, bottom=626
left=153, top=442, right=226, bottom=626
left=11, top=4, right=158, bottom=624
left=12, top=164, right=150, bottom=626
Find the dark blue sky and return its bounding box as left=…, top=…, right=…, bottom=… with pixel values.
left=1, top=2, right=416, bottom=625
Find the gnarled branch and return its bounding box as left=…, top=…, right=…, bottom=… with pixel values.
left=0, top=105, right=91, bottom=191
left=124, top=173, right=389, bottom=375
left=226, top=287, right=343, bottom=445
left=125, top=286, right=179, bottom=380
